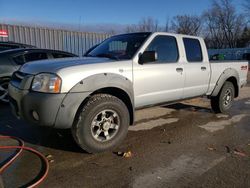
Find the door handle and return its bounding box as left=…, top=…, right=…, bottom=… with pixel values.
left=201, top=67, right=207, bottom=71
left=176, top=68, right=183, bottom=73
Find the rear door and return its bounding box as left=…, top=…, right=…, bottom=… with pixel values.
left=182, top=38, right=210, bottom=98
left=133, top=35, right=185, bottom=107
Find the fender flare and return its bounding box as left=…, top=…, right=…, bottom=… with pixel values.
left=211, top=68, right=239, bottom=97
left=54, top=73, right=134, bottom=128
left=70, top=73, right=134, bottom=102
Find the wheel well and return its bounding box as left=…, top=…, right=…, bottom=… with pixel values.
left=226, top=77, right=239, bottom=97
left=88, top=87, right=134, bottom=125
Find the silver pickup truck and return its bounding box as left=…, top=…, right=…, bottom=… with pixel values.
left=8, top=32, right=248, bottom=153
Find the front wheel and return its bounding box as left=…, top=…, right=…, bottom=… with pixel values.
left=72, top=94, right=130, bottom=153
left=211, top=81, right=235, bottom=113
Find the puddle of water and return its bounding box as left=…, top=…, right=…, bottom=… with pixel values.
left=135, top=107, right=176, bottom=122
left=216, top=114, right=229, bottom=118
left=133, top=154, right=225, bottom=188
left=199, top=114, right=247, bottom=132
left=129, top=118, right=179, bottom=131
left=245, top=101, right=250, bottom=105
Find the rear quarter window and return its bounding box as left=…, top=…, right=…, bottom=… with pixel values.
left=183, top=38, right=203, bottom=62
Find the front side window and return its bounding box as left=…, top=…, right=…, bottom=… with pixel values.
left=183, top=38, right=203, bottom=62
left=145, top=35, right=179, bottom=63
left=24, top=52, right=48, bottom=62
left=88, top=33, right=151, bottom=60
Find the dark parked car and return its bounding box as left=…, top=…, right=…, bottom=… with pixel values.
left=0, top=48, right=78, bottom=103
left=0, top=41, right=35, bottom=52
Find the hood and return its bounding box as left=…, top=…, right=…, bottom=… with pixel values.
left=20, top=57, right=115, bottom=74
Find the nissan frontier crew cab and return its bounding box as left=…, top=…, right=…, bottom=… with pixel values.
left=8, top=32, right=248, bottom=153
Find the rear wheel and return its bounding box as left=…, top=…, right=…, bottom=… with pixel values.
left=72, top=94, right=130, bottom=153
left=0, top=80, right=9, bottom=103
left=211, top=81, right=235, bottom=113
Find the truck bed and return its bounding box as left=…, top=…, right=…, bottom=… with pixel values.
left=207, top=61, right=248, bottom=95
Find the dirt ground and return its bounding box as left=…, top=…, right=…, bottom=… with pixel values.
left=0, top=73, right=250, bottom=188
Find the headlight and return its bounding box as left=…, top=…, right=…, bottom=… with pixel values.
left=31, top=73, right=62, bottom=93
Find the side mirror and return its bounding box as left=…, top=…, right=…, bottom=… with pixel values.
left=138, top=51, right=157, bottom=65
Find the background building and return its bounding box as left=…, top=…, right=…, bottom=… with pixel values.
left=0, top=24, right=110, bottom=56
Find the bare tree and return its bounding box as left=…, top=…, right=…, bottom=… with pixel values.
left=243, top=0, right=250, bottom=22
left=125, top=17, right=161, bottom=32
left=203, top=6, right=225, bottom=48
left=125, top=24, right=140, bottom=33
left=164, top=17, right=170, bottom=32
left=138, top=17, right=159, bottom=32
left=238, top=26, right=250, bottom=47
left=203, top=0, right=245, bottom=48
left=171, top=15, right=202, bottom=35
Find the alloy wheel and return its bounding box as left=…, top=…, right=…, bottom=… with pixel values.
left=90, top=109, right=120, bottom=142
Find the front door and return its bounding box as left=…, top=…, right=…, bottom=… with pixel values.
left=133, top=35, right=185, bottom=108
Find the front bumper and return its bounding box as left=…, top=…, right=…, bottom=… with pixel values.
left=9, top=82, right=92, bottom=129
left=8, top=83, right=66, bottom=126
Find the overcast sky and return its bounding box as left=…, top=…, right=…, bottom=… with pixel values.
left=0, top=0, right=245, bottom=30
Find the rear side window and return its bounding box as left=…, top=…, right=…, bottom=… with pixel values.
left=183, top=38, right=203, bottom=62
left=52, top=53, right=74, bottom=58
left=145, top=35, right=179, bottom=63
left=24, top=52, right=48, bottom=62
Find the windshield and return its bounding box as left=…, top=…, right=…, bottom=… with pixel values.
left=88, top=32, right=151, bottom=60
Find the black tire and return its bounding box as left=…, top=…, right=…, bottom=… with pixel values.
left=0, top=79, right=10, bottom=104
left=211, top=81, right=235, bottom=113
left=72, top=94, right=130, bottom=153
